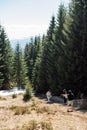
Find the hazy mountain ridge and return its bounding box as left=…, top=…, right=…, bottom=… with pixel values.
left=10, top=38, right=30, bottom=50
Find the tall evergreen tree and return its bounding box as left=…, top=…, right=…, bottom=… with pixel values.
left=63, top=0, right=87, bottom=95
left=13, top=43, right=28, bottom=89
left=54, top=4, right=66, bottom=94
left=24, top=36, right=41, bottom=82
left=37, top=16, right=56, bottom=93
left=0, top=25, right=13, bottom=89
left=24, top=38, right=35, bottom=81
left=54, top=4, right=67, bottom=91
left=32, top=35, right=46, bottom=92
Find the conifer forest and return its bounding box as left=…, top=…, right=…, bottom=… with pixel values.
left=0, top=0, right=87, bottom=97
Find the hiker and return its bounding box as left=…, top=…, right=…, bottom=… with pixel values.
left=62, top=89, right=68, bottom=104
left=46, top=90, right=52, bottom=102
left=67, top=90, right=74, bottom=112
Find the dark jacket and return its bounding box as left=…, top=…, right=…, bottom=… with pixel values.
left=68, top=91, right=74, bottom=101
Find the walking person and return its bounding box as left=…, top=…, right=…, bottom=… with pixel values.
left=46, top=90, right=52, bottom=103
left=67, top=90, right=74, bottom=112
left=62, top=89, right=68, bottom=105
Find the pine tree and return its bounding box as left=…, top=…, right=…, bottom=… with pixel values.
left=13, top=43, right=28, bottom=89
left=54, top=4, right=67, bottom=91
left=24, top=38, right=34, bottom=81
left=37, top=16, right=56, bottom=93
left=63, top=0, right=87, bottom=94
left=54, top=4, right=66, bottom=94
left=24, top=36, right=41, bottom=83
left=32, top=35, right=45, bottom=92
left=0, top=25, right=13, bottom=89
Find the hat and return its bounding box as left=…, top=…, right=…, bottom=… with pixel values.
left=68, top=90, right=72, bottom=93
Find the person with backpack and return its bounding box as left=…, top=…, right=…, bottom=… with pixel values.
left=67, top=90, right=74, bottom=112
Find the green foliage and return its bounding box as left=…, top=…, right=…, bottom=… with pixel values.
left=24, top=36, right=41, bottom=82
left=53, top=4, right=67, bottom=92
left=31, top=42, right=44, bottom=91
left=29, top=1, right=87, bottom=96
left=62, top=0, right=87, bottom=94
left=35, top=6, right=67, bottom=95
left=36, top=16, right=56, bottom=94
left=0, top=0, right=87, bottom=97
left=0, top=72, right=3, bottom=89
left=0, top=25, right=13, bottom=89
left=13, top=43, right=28, bottom=89
left=23, top=82, right=33, bottom=101
left=12, top=93, right=17, bottom=98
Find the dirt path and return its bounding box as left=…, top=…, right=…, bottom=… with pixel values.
left=0, top=94, right=87, bottom=130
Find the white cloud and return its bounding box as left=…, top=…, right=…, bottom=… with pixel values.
left=4, top=24, right=48, bottom=40
left=0, top=0, right=70, bottom=40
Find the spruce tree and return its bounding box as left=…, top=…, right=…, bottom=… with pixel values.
left=0, top=25, right=13, bottom=89
left=37, top=16, right=56, bottom=93
left=54, top=4, right=67, bottom=91
left=24, top=38, right=35, bottom=81
left=45, top=4, right=67, bottom=94
left=13, top=43, right=28, bottom=89
left=63, top=0, right=87, bottom=95
left=24, top=36, right=41, bottom=82
left=32, top=35, right=45, bottom=92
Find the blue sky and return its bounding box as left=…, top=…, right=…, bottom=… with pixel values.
left=0, top=0, right=70, bottom=40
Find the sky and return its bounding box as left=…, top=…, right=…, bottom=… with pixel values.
left=0, top=0, right=70, bottom=40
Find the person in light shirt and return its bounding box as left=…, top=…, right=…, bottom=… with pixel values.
left=62, top=89, right=68, bottom=105
left=46, top=90, right=52, bottom=102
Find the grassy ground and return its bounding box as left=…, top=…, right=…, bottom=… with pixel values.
left=0, top=94, right=87, bottom=130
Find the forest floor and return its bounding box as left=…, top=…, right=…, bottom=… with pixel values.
left=0, top=94, right=87, bottom=130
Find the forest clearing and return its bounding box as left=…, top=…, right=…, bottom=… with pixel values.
left=0, top=94, right=87, bottom=130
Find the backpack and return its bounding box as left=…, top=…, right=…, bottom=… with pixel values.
left=68, top=93, right=74, bottom=100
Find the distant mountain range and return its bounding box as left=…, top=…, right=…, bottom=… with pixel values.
left=10, top=38, right=30, bottom=50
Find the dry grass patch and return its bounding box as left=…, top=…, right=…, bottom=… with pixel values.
left=30, top=101, right=38, bottom=107
left=0, top=94, right=87, bottom=130
left=0, top=96, right=6, bottom=100
left=30, top=97, right=42, bottom=110
left=22, top=119, right=37, bottom=130
left=36, top=106, right=54, bottom=115
left=0, top=106, right=5, bottom=109
left=9, top=105, right=31, bottom=115
left=40, top=121, right=53, bottom=130
left=21, top=119, right=53, bottom=130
